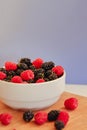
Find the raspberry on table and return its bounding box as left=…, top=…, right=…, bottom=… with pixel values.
left=23, top=111, right=34, bottom=122
left=52, top=66, right=64, bottom=77
left=34, top=111, right=48, bottom=125
left=5, top=61, right=17, bottom=71
left=11, top=76, right=23, bottom=83
left=0, top=113, right=12, bottom=125
left=48, top=110, right=60, bottom=121
left=64, top=97, right=78, bottom=110
left=36, top=78, right=45, bottom=83
left=0, top=71, right=7, bottom=80
left=54, top=120, right=64, bottom=130
left=20, top=70, right=34, bottom=81
left=32, top=58, right=44, bottom=69
left=57, top=111, right=69, bottom=126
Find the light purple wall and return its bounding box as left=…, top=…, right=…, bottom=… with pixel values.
left=0, top=0, right=87, bottom=84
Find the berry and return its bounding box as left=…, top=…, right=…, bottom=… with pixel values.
left=48, top=110, right=60, bottom=121
left=48, top=73, right=58, bottom=81
left=11, top=76, right=23, bottom=83
left=5, top=61, right=17, bottom=71
left=0, top=113, right=12, bottom=125
left=20, top=70, right=34, bottom=81
left=57, top=111, right=69, bottom=125
left=42, top=61, right=55, bottom=70
left=52, top=66, right=64, bottom=77
left=54, top=120, right=64, bottom=130
left=23, top=111, right=34, bottom=122
left=34, top=111, right=47, bottom=125
left=19, top=58, right=32, bottom=66
left=64, top=97, right=78, bottom=110
left=17, top=63, right=28, bottom=70
left=0, top=71, right=7, bottom=80
left=36, top=78, right=45, bottom=83
left=32, top=58, right=44, bottom=69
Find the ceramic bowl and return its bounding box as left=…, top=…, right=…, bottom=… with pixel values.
left=0, top=72, right=66, bottom=110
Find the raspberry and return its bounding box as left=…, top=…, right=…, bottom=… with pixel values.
left=36, top=78, right=45, bottom=83
left=34, top=111, right=47, bottom=125
left=48, top=110, right=60, bottom=121
left=54, top=120, right=64, bottom=130
left=64, top=97, right=78, bottom=110
left=5, top=61, right=17, bottom=71
left=57, top=111, right=69, bottom=126
left=23, top=111, right=34, bottom=122
left=0, top=113, right=12, bottom=125
left=0, top=71, right=7, bottom=80
left=32, top=58, right=44, bottom=69
left=52, top=66, right=64, bottom=77
left=11, top=76, right=23, bottom=83
left=20, top=70, right=34, bottom=81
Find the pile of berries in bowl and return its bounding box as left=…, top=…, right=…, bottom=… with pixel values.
left=0, top=58, right=65, bottom=110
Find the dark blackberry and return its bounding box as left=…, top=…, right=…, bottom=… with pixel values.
left=17, top=63, right=28, bottom=70
left=48, top=73, right=58, bottom=81
left=4, top=75, right=12, bottom=82
left=29, top=65, right=36, bottom=72
left=19, top=58, right=32, bottom=66
left=45, top=70, right=53, bottom=77
left=54, top=120, right=64, bottom=130
left=0, top=68, right=8, bottom=74
left=23, top=111, right=34, bottom=122
left=15, top=69, right=23, bottom=75
left=35, top=73, right=44, bottom=80
left=7, top=71, right=16, bottom=77
left=48, top=110, right=60, bottom=121
left=42, top=61, right=55, bottom=70
left=44, top=78, right=49, bottom=82
left=27, top=79, right=35, bottom=83
left=34, top=68, right=44, bottom=75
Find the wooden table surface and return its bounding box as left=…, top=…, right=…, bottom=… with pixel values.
left=0, top=92, right=87, bottom=130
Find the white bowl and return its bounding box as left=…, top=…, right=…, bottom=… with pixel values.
left=0, top=72, right=66, bottom=110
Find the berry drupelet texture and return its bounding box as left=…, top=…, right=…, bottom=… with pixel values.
left=48, top=110, right=60, bottom=121
left=23, top=111, right=34, bottom=122
left=54, top=120, right=64, bottom=130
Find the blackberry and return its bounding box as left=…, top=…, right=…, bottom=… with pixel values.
left=17, top=63, right=28, bottom=70
left=54, top=120, right=64, bottom=130
left=0, top=68, right=8, bottom=74
left=19, top=58, right=32, bottom=66
left=27, top=79, right=34, bottom=83
left=45, top=70, right=53, bottom=77
left=7, top=71, right=16, bottom=77
left=23, top=111, right=34, bottom=122
left=35, top=73, right=44, bottom=80
left=29, top=65, right=36, bottom=72
left=34, top=68, right=44, bottom=75
left=48, top=73, right=58, bottom=81
left=42, top=61, right=55, bottom=70
left=44, top=78, right=49, bottom=82
left=48, top=110, right=60, bottom=121
left=15, top=69, right=23, bottom=75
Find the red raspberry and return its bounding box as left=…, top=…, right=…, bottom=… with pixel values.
left=36, top=78, right=45, bottom=83
left=11, top=76, right=23, bottom=83
left=52, top=66, right=64, bottom=77
left=0, top=71, right=7, bottom=80
left=57, top=111, right=69, bottom=126
left=64, top=97, right=78, bottom=110
left=34, top=111, right=47, bottom=125
left=32, top=58, right=44, bottom=69
left=0, top=113, right=12, bottom=125
left=20, top=70, right=34, bottom=81
left=5, top=61, right=17, bottom=71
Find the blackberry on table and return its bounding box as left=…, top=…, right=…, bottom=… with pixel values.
left=42, top=61, right=55, bottom=70
left=54, top=120, right=64, bottom=130
left=19, top=58, right=32, bottom=66
left=17, top=63, right=28, bottom=70
left=48, top=110, right=60, bottom=121
left=23, top=111, right=34, bottom=122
